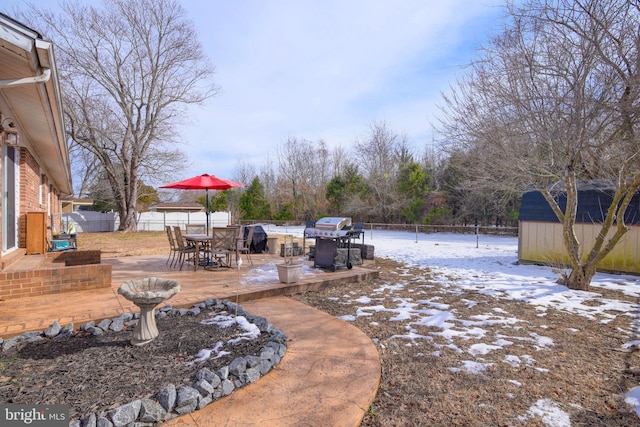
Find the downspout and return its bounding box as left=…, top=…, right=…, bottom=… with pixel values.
left=0, top=68, right=51, bottom=87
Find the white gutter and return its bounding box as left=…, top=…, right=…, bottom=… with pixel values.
left=0, top=68, right=51, bottom=87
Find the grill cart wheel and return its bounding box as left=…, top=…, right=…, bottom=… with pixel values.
left=330, top=264, right=337, bottom=272
left=347, top=262, right=353, bottom=269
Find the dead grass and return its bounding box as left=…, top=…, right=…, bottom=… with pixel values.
left=79, top=232, right=640, bottom=426
left=294, top=258, right=640, bottom=426
left=77, top=231, right=305, bottom=258
left=78, top=231, right=168, bottom=257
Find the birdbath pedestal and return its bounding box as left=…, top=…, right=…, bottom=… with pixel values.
left=117, top=278, right=181, bottom=346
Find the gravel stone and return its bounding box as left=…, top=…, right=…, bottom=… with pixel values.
left=138, top=398, right=166, bottom=423
left=197, top=394, right=213, bottom=409
left=229, top=357, right=247, bottom=376
left=87, top=326, right=104, bottom=336
left=175, top=386, right=199, bottom=408
left=220, top=379, right=235, bottom=396
left=156, top=385, right=176, bottom=413
left=44, top=321, right=62, bottom=338
left=2, top=336, right=23, bottom=352
left=216, top=366, right=229, bottom=380
left=81, top=412, right=96, bottom=427
left=108, top=399, right=141, bottom=426
left=240, top=367, right=261, bottom=385
left=96, top=416, right=113, bottom=427
left=245, top=354, right=261, bottom=368
left=80, top=321, right=95, bottom=332
left=194, top=379, right=214, bottom=396
left=98, top=319, right=112, bottom=330
left=194, top=367, right=216, bottom=383
left=109, top=317, right=125, bottom=332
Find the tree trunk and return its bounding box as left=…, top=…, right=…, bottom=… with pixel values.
left=118, top=207, right=138, bottom=232
left=563, top=264, right=596, bottom=291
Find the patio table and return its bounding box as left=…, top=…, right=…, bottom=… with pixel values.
left=184, top=234, right=212, bottom=271
left=185, top=231, right=236, bottom=271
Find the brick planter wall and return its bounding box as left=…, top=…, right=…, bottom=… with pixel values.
left=0, top=251, right=111, bottom=300
left=46, top=250, right=101, bottom=266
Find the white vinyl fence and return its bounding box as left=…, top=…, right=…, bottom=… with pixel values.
left=61, top=211, right=231, bottom=233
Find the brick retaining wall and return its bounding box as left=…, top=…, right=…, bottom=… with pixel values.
left=0, top=251, right=111, bottom=300
left=46, top=250, right=101, bottom=266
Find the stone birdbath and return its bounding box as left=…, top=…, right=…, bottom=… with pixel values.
left=117, top=277, right=181, bottom=346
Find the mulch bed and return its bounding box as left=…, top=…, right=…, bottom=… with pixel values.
left=0, top=309, right=269, bottom=422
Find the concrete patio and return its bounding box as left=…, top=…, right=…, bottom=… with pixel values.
left=0, top=252, right=381, bottom=426
left=0, top=251, right=378, bottom=339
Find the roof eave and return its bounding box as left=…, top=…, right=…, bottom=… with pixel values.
left=0, top=13, right=72, bottom=195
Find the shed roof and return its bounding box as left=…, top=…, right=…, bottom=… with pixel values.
left=519, top=180, right=640, bottom=224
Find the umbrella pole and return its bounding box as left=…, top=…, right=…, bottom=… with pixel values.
left=206, top=188, right=210, bottom=235
left=206, top=188, right=211, bottom=265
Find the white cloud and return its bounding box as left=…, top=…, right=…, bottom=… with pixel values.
left=178, top=0, right=508, bottom=178
left=4, top=0, right=509, bottom=181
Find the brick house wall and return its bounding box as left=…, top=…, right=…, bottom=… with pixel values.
left=17, top=147, right=62, bottom=248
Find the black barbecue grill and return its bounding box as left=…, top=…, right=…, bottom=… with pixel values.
left=305, top=217, right=361, bottom=271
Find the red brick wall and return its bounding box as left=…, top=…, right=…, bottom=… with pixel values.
left=18, top=148, right=46, bottom=248
left=46, top=250, right=101, bottom=266
left=0, top=263, right=112, bottom=300
left=0, top=110, right=67, bottom=268
left=14, top=148, right=65, bottom=249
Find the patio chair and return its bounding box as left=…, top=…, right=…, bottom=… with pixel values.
left=303, top=219, right=316, bottom=256
left=210, top=227, right=237, bottom=268
left=352, top=221, right=365, bottom=245
left=165, top=226, right=179, bottom=266
left=185, top=224, right=206, bottom=234
left=173, top=226, right=197, bottom=270
left=236, top=225, right=255, bottom=266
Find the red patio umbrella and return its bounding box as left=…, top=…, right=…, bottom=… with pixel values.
left=160, top=174, right=244, bottom=233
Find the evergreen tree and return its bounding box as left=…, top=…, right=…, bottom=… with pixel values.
left=239, top=177, right=271, bottom=220
left=398, top=161, right=431, bottom=223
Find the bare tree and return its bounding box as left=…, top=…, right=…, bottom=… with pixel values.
left=233, top=159, right=258, bottom=187
left=258, top=155, right=278, bottom=218
left=24, top=0, right=217, bottom=231
left=277, top=137, right=331, bottom=219
left=439, top=0, right=640, bottom=289
left=67, top=141, right=99, bottom=197
left=355, top=121, right=413, bottom=222
left=330, top=145, right=350, bottom=177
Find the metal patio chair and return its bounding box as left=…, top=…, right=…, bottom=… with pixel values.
left=236, top=225, right=255, bottom=266
left=173, top=226, right=197, bottom=270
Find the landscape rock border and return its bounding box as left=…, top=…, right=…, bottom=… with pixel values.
left=0, top=299, right=288, bottom=427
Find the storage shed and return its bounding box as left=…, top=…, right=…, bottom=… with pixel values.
left=518, top=180, right=640, bottom=275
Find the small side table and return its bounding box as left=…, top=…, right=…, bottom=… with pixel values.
left=52, top=233, right=77, bottom=251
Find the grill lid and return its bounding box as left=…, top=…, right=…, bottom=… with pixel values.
left=314, top=217, right=352, bottom=231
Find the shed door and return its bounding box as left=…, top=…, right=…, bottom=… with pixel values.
left=3, top=146, right=16, bottom=251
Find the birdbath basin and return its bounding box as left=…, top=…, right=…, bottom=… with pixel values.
left=118, top=278, right=181, bottom=346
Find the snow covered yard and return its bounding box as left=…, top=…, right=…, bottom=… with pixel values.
left=274, top=226, right=640, bottom=426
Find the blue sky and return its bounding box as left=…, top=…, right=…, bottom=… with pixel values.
left=5, top=0, right=508, bottom=184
